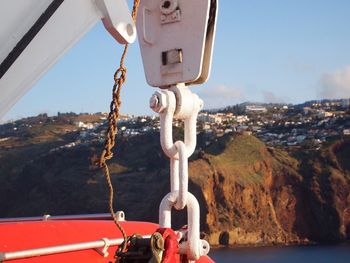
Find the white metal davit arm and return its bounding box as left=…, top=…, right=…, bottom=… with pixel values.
left=0, top=0, right=136, bottom=120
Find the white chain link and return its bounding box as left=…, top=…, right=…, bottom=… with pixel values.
left=150, top=83, right=210, bottom=260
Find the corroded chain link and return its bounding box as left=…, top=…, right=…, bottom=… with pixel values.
left=99, top=0, right=140, bottom=253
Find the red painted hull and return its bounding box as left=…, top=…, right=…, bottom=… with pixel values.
left=0, top=220, right=214, bottom=263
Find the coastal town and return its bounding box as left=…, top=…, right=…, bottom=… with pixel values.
left=1, top=99, right=350, bottom=152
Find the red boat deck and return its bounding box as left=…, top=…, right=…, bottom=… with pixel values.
left=0, top=220, right=157, bottom=262
left=0, top=220, right=214, bottom=262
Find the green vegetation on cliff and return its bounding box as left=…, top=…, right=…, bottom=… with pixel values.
left=0, top=115, right=349, bottom=246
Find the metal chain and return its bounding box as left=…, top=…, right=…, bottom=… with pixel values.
left=99, top=0, right=140, bottom=253
left=151, top=86, right=209, bottom=260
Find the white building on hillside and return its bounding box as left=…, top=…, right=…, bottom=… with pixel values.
left=245, top=105, right=267, bottom=113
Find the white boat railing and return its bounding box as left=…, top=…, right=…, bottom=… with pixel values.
left=0, top=235, right=151, bottom=262
left=0, top=212, right=125, bottom=223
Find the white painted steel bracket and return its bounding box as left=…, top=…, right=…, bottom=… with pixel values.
left=136, top=0, right=218, bottom=88
left=0, top=0, right=136, bottom=120
left=94, top=238, right=110, bottom=257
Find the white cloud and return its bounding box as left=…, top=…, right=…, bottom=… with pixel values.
left=198, top=85, right=245, bottom=109
left=317, top=66, right=350, bottom=99
left=261, top=90, right=285, bottom=103
left=286, top=57, right=318, bottom=75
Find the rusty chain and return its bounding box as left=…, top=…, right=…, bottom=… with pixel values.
left=98, top=0, right=140, bottom=253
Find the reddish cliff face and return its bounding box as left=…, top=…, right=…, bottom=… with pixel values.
left=187, top=134, right=350, bottom=246
left=1, top=128, right=349, bottom=246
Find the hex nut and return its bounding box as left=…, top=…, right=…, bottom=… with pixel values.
left=150, top=91, right=167, bottom=113
left=149, top=95, right=159, bottom=109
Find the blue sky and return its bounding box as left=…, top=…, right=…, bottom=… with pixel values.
left=4, top=0, right=350, bottom=120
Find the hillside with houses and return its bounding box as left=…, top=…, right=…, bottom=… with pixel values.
left=1, top=99, right=350, bottom=246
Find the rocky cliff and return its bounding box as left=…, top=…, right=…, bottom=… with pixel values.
left=1, top=127, right=349, bottom=246
left=188, top=134, right=350, bottom=245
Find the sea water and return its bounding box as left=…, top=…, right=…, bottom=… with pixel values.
left=209, top=244, right=350, bottom=263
